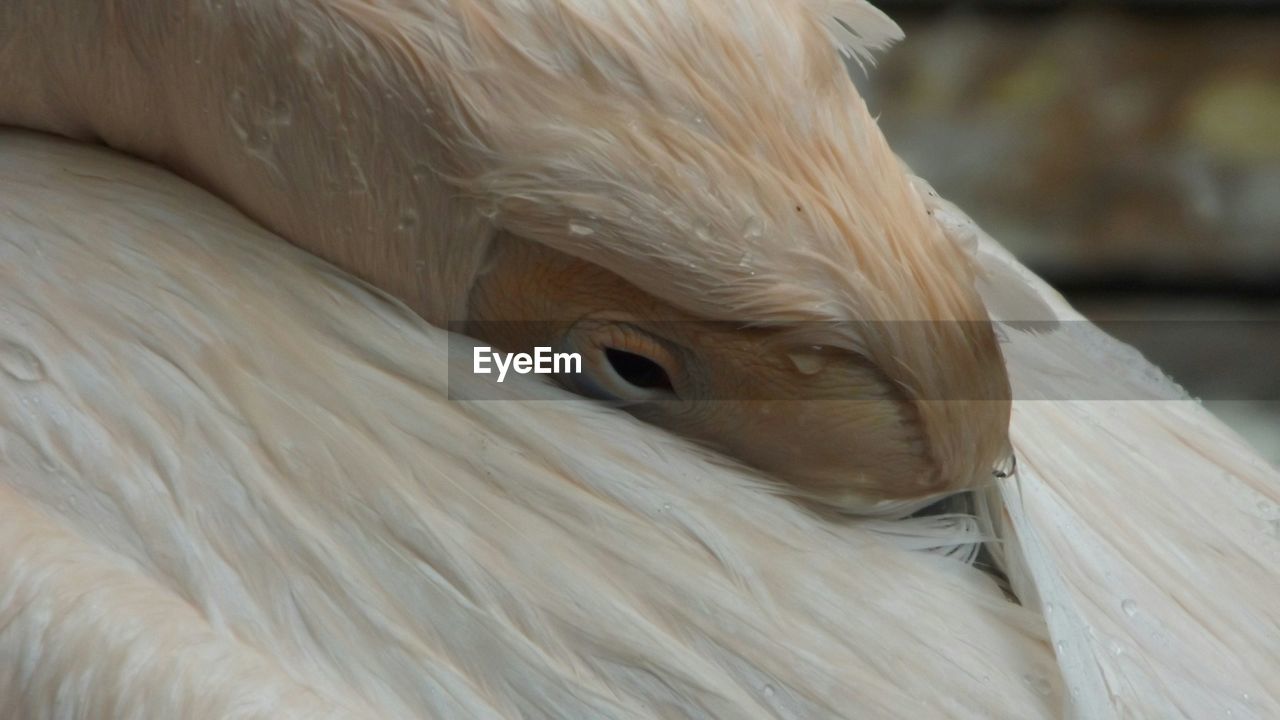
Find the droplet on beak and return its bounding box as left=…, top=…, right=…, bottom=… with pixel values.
left=787, top=350, right=828, bottom=376
left=993, top=452, right=1018, bottom=479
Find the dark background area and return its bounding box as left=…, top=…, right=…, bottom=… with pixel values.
left=856, top=0, right=1279, bottom=463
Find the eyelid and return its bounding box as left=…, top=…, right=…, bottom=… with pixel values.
left=562, top=320, right=683, bottom=402
left=592, top=324, right=681, bottom=394
left=598, top=324, right=678, bottom=370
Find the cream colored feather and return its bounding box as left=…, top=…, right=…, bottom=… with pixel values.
left=919, top=185, right=1280, bottom=719
left=1, top=0, right=1276, bottom=716
left=5, top=128, right=1277, bottom=720
left=0, top=0, right=1015, bottom=500
left=0, top=131, right=1057, bottom=719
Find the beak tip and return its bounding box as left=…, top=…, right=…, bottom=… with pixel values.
left=992, top=452, right=1017, bottom=479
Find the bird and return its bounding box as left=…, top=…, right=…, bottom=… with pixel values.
left=0, top=0, right=1014, bottom=512
left=0, top=128, right=1057, bottom=720
left=2, top=1, right=1277, bottom=718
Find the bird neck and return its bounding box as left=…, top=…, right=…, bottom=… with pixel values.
left=0, top=0, right=493, bottom=325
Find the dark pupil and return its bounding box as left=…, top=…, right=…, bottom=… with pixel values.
left=605, top=348, right=673, bottom=391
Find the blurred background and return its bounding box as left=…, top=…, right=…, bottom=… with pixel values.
left=854, top=0, right=1279, bottom=466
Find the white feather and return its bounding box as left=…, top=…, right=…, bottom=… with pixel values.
left=0, top=130, right=1057, bottom=719
left=808, top=0, right=903, bottom=65
left=924, top=186, right=1280, bottom=720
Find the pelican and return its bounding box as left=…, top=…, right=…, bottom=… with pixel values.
left=0, top=0, right=1275, bottom=717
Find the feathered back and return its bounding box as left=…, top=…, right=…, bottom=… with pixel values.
left=0, top=130, right=1057, bottom=720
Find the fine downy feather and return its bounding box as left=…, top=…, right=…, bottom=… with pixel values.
left=1, top=0, right=1276, bottom=716
left=0, top=131, right=1055, bottom=719
left=921, top=187, right=1280, bottom=719
left=4, top=121, right=1279, bottom=720
left=0, top=0, right=1013, bottom=501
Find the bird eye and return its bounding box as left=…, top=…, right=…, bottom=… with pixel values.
left=559, top=319, right=681, bottom=403
left=604, top=347, right=674, bottom=392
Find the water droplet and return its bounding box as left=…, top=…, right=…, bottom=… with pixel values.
left=1121, top=599, right=1138, bottom=617
left=397, top=211, right=419, bottom=232
left=1023, top=674, right=1052, bottom=697
left=661, top=503, right=672, bottom=513
left=1055, top=641, right=1066, bottom=654
left=344, top=147, right=369, bottom=193
left=268, top=99, right=292, bottom=127
left=762, top=684, right=775, bottom=698
left=0, top=341, right=45, bottom=382
left=568, top=223, right=594, bottom=237
left=246, top=126, right=272, bottom=153
left=787, top=352, right=826, bottom=376
left=743, top=216, right=764, bottom=240
left=1044, top=602, right=1054, bottom=617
